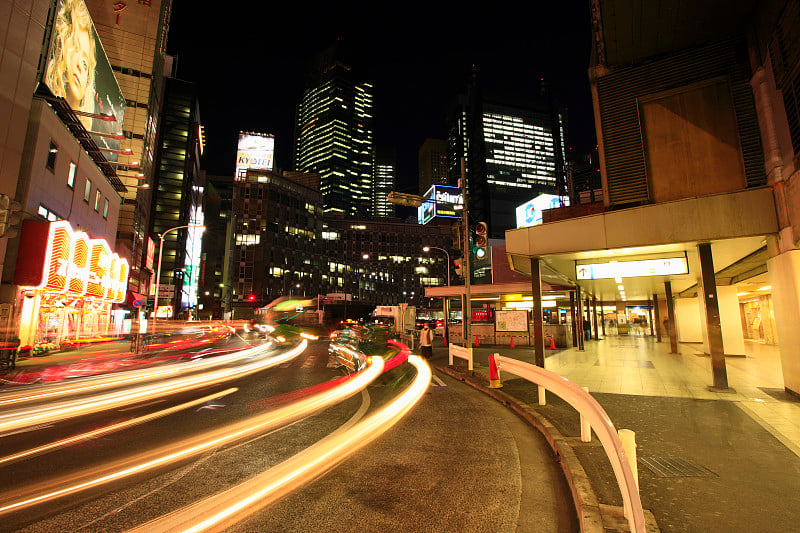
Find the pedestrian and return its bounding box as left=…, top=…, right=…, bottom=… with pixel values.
left=419, top=323, right=433, bottom=359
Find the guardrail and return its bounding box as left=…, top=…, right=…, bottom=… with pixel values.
left=493, top=354, right=646, bottom=533
left=448, top=343, right=473, bottom=371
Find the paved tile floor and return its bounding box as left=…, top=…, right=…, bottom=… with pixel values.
left=544, top=335, right=800, bottom=457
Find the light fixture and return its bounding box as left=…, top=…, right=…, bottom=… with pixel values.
left=756, top=286, right=771, bottom=291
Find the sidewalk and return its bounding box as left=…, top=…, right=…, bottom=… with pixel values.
left=429, top=336, right=800, bottom=533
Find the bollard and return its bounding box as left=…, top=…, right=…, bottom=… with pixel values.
left=488, top=353, right=503, bottom=388
left=618, top=429, right=639, bottom=519
left=580, top=386, right=592, bottom=442
left=538, top=386, right=546, bottom=406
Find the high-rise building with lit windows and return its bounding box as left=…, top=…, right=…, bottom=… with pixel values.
left=448, top=77, right=568, bottom=239
left=418, top=138, right=449, bottom=194
left=294, top=45, right=374, bottom=216
left=373, top=147, right=396, bottom=218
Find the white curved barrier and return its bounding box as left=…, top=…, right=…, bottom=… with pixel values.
left=494, top=355, right=646, bottom=533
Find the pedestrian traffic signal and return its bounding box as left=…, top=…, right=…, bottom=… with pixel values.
left=473, top=222, right=488, bottom=260
left=453, top=258, right=463, bottom=278
left=0, top=193, right=22, bottom=239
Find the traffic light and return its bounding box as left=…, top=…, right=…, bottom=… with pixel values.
left=473, top=222, right=488, bottom=260
left=453, top=258, right=463, bottom=278
left=248, top=294, right=256, bottom=302
left=0, top=194, right=22, bottom=239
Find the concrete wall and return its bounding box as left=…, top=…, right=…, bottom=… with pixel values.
left=675, top=297, right=703, bottom=343
left=718, top=285, right=746, bottom=356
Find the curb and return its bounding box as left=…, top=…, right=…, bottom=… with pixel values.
left=435, top=362, right=659, bottom=533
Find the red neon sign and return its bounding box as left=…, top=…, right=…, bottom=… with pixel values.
left=23, top=221, right=129, bottom=303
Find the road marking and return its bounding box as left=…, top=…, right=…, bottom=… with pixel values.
left=431, top=375, right=446, bottom=387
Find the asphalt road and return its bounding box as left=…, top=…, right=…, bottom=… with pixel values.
left=0, top=332, right=577, bottom=532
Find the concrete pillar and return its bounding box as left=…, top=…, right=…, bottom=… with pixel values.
left=698, top=242, right=729, bottom=390
left=530, top=257, right=545, bottom=367
left=600, top=299, right=606, bottom=336
left=664, top=281, right=678, bottom=353
left=648, top=299, right=654, bottom=336
left=653, top=293, right=662, bottom=342
left=576, top=287, right=585, bottom=350
left=570, top=290, right=578, bottom=348
left=593, top=296, right=600, bottom=340
left=767, top=249, right=800, bottom=396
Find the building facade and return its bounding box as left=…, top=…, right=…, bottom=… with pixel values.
left=448, top=81, right=568, bottom=240
left=373, top=147, right=396, bottom=218
left=294, top=46, right=375, bottom=216
left=505, top=0, right=800, bottom=396
left=149, top=69, right=204, bottom=318
left=85, top=0, right=170, bottom=297
left=418, top=138, right=449, bottom=194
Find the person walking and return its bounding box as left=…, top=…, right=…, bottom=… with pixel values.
left=419, top=323, right=433, bottom=359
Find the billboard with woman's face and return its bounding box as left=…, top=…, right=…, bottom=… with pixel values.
left=42, top=0, right=126, bottom=157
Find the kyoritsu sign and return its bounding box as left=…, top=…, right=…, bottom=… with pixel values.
left=418, top=185, right=463, bottom=225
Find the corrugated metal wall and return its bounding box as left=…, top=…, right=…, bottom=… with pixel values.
left=597, top=39, right=766, bottom=206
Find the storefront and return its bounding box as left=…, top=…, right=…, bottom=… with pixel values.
left=13, top=220, right=129, bottom=348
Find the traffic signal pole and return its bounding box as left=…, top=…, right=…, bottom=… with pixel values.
left=460, top=157, right=472, bottom=348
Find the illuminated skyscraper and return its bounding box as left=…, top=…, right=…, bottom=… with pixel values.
left=373, top=147, right=396, bottom=218
left=294, top=45, right=374, bottom=216
left=418, top=138, right=449, bottom=194
left=448, top=75, right=568, bottom=239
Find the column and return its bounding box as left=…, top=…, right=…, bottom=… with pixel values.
left=600, top=299, right=606, bottom=336
left=570, top=290, right=578, bottom=348
left=648, top=299, right=654, bottom=336
left=653, top=293, right=662, bottom=343
left=592, top=296, right=599, bottom=340
left=698, top=242, right=730, bottom=390
left=530, top=257, right=545, bottom=367
left=664, top=281, right=678, bottom=353
left=576, top=286, right=585, bottom=350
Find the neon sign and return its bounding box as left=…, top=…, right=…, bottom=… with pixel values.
left=22, top=221, right=128, bottom=302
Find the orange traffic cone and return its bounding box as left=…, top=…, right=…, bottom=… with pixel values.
left=488, top=353, right=503, bottom=388
left=509, top=335, right=515, bottom=348
left=474, top=335, right=480, bottom=347
left=549, top=336, right=556, bottom=349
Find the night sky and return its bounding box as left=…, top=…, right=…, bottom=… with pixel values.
left=166, top=1, right=596, bottom=194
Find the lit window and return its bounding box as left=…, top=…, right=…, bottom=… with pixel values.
left=94, top=190, right=101, bottom=211
left=46, top=141, right=58, bottom=171
left=38, top=205, right=48, bottom=218
left=67, top=162, right=76, bottom=188
left=103, top=198, right=109, bottom=218
left=83, top=179, right=92, bottom=202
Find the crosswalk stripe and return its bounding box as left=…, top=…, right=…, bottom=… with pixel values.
left=431, top=375, right=446, bottom=387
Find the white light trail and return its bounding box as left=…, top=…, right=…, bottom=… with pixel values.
left=131, top=355, right=431, bottom=533
left=0, top=352, right=382, bottom=516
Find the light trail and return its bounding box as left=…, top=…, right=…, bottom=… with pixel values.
left=0, top=341, right=304, bottom=436
left=131, top=353, right=431, bottom=533
left=0, top=334, right=257, bottom=409
left=0, top=389, right=238, bottom=467
left=0, top=353, right=384, bottom=516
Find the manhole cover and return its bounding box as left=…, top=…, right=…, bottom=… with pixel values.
left=639, top=456, right=716, bottom=477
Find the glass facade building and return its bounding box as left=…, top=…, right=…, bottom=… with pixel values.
left=294, top=53, right=375, bottom=216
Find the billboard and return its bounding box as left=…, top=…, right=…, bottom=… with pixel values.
left=41, top=0, right=126, bottom=158
left=515, top=194, right=569, bottom=228
left=417, top=185, right=463, bottom=225
left=235, top=132, right=275, bottom=178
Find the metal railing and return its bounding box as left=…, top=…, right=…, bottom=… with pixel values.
left=494, top=355, right=646, bottom=533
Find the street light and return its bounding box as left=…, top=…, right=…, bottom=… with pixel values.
left=423, top=245, right=451, bottom=343
left=153, top=224, right=205, bottom=323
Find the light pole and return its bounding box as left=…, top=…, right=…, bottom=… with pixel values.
left=153, top=224, right=205, bottom=324
left=423, top=245, right=451, bottom=343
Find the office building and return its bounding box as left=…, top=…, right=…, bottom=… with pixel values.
left=448, top=77, right=568, bottom=240
left=294, top=45, right=375, bottom=216
left=373, top=147, right=396, bottom=218
left=149, top=64, right=204, bottom=318
left=418, top=138, right=449, bottom=194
